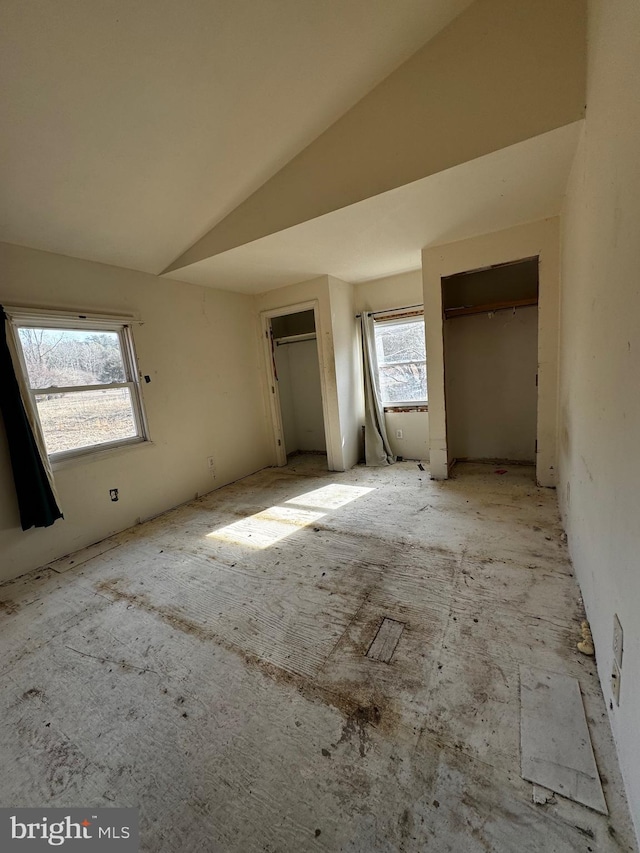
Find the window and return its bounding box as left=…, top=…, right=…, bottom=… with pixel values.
left=10, top=312, right=148, bottom=461
left=374, top=315, right=427, bottom=406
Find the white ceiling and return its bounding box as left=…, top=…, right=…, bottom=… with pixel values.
left=163, top=122, right=582, bottom=294
left=1, top=0, right=475, bottom=275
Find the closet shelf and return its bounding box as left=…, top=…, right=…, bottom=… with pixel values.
left=444, top=296, right=538, bottom=319
left=275, top=333, right=317, bottom=346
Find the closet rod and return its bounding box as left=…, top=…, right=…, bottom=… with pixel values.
left=444, top=296, right=538, bottom=319
left=275, top=332, right=317, bottom=346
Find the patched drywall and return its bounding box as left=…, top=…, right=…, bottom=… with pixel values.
left=0, top=242, right=271, bottom=581
left=558, top=0, right=640, bottom=837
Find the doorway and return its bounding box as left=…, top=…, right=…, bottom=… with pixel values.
left=442, top=258, right=539, bottom=465
left=264, top=306, right=328, bottom=468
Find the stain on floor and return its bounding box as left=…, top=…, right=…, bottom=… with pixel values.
left=0, top=457, right=636, bottom=852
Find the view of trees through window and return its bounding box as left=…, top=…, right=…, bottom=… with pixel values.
left=18, top=328, right=126, bottom=389
left=17, top=327, right=139, bottom=455
left=374, top=317, right=427, bottom=404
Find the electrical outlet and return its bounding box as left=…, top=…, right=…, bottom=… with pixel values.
left=611, top=660, right=621, bottom=706
left=613, top=614, right=623, bottom=668
left=109, top=488, right=119, bottom=502
left=395, top=429, right=403, bottom=439
left=207, top=456, right=216, bottom=476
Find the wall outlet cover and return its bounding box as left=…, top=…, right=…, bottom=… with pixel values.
left=613, top=614, right=623, bottom=668
left=611, top=660, right=621, bottom=707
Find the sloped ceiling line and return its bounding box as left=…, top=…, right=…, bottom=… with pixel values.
left=164, top=0, right=586, bottom=276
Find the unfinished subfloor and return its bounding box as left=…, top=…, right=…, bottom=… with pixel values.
left=0, top=457, right=636, bottom=852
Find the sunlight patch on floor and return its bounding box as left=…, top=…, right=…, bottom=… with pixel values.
left=285, top=483, right=374, bottom=511
left=207, top=505, right=325, bottom=548
left=207, top=483, right=374, bottom=548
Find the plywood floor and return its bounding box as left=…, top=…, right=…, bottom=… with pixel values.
left=0, top=457, right=636, bottom=852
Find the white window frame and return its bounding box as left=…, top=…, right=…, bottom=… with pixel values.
left=374, top=313, right=427, bottom=408
left=7, top=308, right=150, bottom=464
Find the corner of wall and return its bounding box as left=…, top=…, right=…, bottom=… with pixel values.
left=328, top=276, right=362, bottom=470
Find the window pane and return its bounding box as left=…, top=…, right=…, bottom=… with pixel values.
left=18, top=328, right=126, bottom=389
left=35, top=388, right=138, bottom=455
left=374, top=319, right=425, bottom=366
left=374, top=318, right=427, bottom=403
left=379, top=362, right=427, bottom=404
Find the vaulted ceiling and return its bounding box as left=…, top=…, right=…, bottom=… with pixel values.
left=2, top=0, right=586, bottom=293
left=165, top=122, right=582, bottom=294
left=1, top=0, right=474, bottom=273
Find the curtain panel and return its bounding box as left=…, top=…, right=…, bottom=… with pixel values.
left=360, top=314, right=395, bottom=467
left=0, top=308, right=63, bottom=529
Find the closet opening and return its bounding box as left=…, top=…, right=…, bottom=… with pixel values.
left=265, top=306, right=328, bottom=469
left=442, top=257, right=539, bottom=469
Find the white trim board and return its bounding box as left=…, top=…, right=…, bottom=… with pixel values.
left=47, top=538, right=120, bottom=573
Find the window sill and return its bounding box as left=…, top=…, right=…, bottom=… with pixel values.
left=51, top=438, right=155, bottom=471
left=383, top=405, right=429, bottom=413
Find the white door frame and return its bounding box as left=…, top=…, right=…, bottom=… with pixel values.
left=260, top=300, right=336, bottom=469
left=422, top=218, right=560, bottom=486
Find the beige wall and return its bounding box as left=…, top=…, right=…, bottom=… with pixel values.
left=384, top=411, right=429, bottom=462
left=423, top=219, right=560, bottom=485
left=327, top=276, right=362, bottom=470
left=0, top=242, right=271, bottom=582
left=353, top=269, right=423, bottom=316
left=559, top=0, right=640, bottom=836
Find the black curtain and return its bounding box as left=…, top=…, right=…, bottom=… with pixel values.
left=0, top=309, right=63, bottom=529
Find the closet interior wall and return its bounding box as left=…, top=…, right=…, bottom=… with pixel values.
left=443, top=260, right=539, bottom=463
left=272, top=310, right=326, bottom=456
